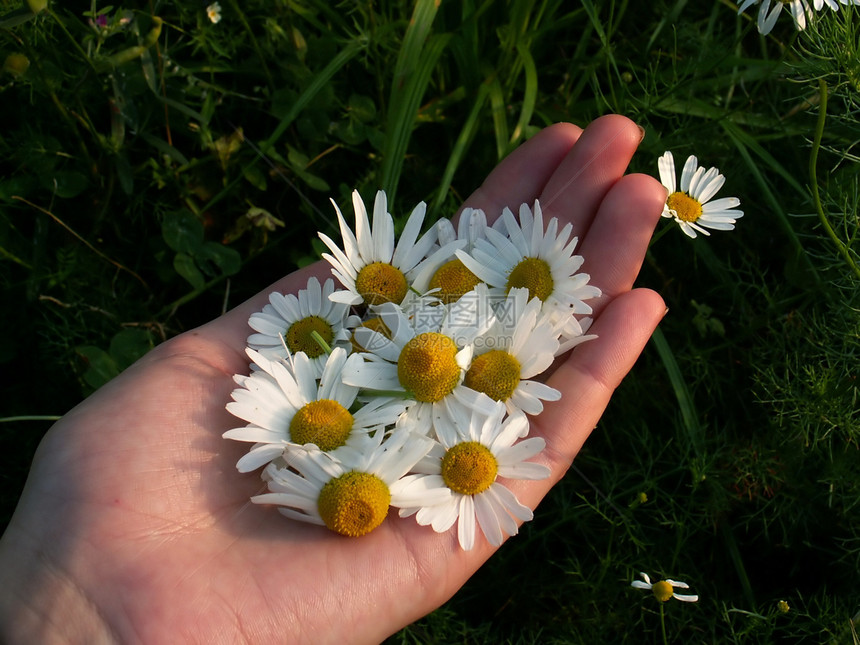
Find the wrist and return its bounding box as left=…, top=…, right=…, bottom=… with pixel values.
left=0, top=518, right=118, bottom=645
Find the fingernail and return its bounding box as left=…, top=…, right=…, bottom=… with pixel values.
left=637, top=124, right=646, bottom=143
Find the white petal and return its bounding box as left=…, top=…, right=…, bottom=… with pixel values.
left=415, top=496, right=460, bottom=532
left=673, top=593, right=699, bottom=603
left=223, top=425, right=285, bottom=444
left=657, top=151, right=676, bottom=193
left=328, top=284, right=363, bottom=305
left=490, top=482, right=533, bottom=522
left=391, top=474, right=451, bottom=508
left=435, top=218, right=456, bottom=247
left=484, top=485, right=520, bottom=539
left=475, top=492, right=504, bottom=546
left=392, top=201, right=429, bottom=270
left=235, top=444, right=287, bottom=472
left=495, top=431, right=545, bottom=461
left=371, top=190, right=394, bottom=262
left=331, top=198, right=361, bottom=269
left=679, top=155, right=698, bottom=193
left=352, top=190, right=374, bottom=262
left=498, top=460, right=551, bottom=480
left=694, top=170, right=726, bottom=203
left=455, top=249, right=508, bottom=288
left=457, top=495, right=476, bottom=550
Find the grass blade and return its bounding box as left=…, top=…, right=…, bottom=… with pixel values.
left=262, top=38, right=365, bottom=153
left=651, top=326, right=704, bottom=461
left=430, top=82, right=491, bottom=219
left=509, top=42, right=538, bottom=148
left=382, top=33, right=451, bottom=204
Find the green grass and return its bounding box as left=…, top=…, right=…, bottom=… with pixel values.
left=2, top=0, right=859, bottom=642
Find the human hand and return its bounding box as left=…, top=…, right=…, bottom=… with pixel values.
left=0, top=115, right=666, bottom=644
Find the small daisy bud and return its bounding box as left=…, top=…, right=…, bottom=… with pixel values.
left=3, top=53, right=30, bottom=78
left=27, top=0, right=48, bottom=13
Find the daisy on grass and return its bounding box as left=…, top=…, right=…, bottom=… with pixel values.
left=319, top=189, right=464, bottom=307
left=206, top=2, right=221, bottom=24
left=253, top=427, right=447, bottom=537
left=631, top=572, right=699, bottom=603
left=344, top=283, right=498, bottom=435
left=463, top=287, right=561, bottom=417
left=394, top=398, right=550, bottom=550
left=456, top=200, right=601, bottom=341
left=658, top=151, right=744, bottom=239
left=223, top=348, right=407, bottom=471
left=247, top=277, right=352, bottom=375
left=738, top=0, right=812, bottom=35
left=429, top=207, right=490, bottom=304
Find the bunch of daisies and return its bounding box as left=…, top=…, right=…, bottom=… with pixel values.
left=738, top=0, right=859, bottom=36
left=224, top=190, right=601, bottom=550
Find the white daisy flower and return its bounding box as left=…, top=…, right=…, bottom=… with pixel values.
left=658, top=151, right=744, bottom=239
left=252, top=427, right=447, bottom=537
left=455, top=200, right=601, bottom=341
left=206, top=2, right=221, bottom=24
left=818, top=0, right=860, bottom=8
left=631, top=572, right=699, bottom=603
left=344, top=283, right=498, bottom=435
left=246, top=277, right=352, bottom=375
left=464, top=287, right=562, bottom=416
left=394, top=398, right=550, bottom=550
left=428, top=207, right=491, bottom=304
left=223, top=347, right=407, bottom=471
left=738, top=0, right=812, bottom=35
left=319, top=189, right=464, bottom=307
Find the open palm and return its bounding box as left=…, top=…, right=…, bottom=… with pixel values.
left=0, top=115, right=667, bottom=644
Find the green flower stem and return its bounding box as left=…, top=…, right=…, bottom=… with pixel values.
left=659, top=602, right=668, bottom=645
left=310, top=331, right=333, bottom=356
left=0, top=416, right=61, bottom=423
left=809, top=79, right=860, bottom=280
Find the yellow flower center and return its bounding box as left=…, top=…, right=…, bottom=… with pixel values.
left=289, top=400, right=354, bottom=451
left=354, top=262, right=408, bottom=305
left=285, top=315, right=334, bottom=359
left=464, top=350, right=521, bottom=402
left=506, top=257, right=554, bottom=302
left=441, top=441, right=498, bottom=495
left=428, top=259, right=482, bottom=304
left=652, top=580, right=674, bottom=602
left=317, top=471, right=390, bottom=537
left=666, top=191, right=703, bottom=223
left=350, top=316, right=391, bottom=353
left=397, top=332, right=461, bottom=402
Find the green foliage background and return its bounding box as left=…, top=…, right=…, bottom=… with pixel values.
left=1, top=0, right=858, bottom=641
